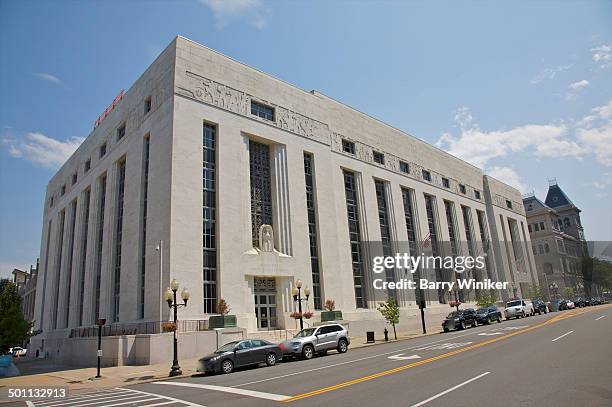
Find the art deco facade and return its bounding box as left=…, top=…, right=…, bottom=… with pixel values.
left=33, top=36, right=537, bottom=340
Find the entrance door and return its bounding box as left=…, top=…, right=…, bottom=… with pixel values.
left=255, top=293, right=277, bottom=329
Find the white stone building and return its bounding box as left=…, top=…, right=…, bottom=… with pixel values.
left=31, top=36, right=537, bottom=362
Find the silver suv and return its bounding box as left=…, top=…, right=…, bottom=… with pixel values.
left=279, top=323, right=350, bottom=359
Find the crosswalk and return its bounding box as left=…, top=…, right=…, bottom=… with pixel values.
left=27, top=388, right=205, bottom=407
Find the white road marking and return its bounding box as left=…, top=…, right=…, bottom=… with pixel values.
left=502, top=325, right=529, bottom=330
left=414, top=342, right=473, bottom=351
left=118, top=387, right=206, bottom=407
left=478, top=332, right=504, bottom=336
left=56, top=394, right=147, bottom=407
left=100, top=398, right=158, bottom=407
left=595, top=315, right=606, bottom=321
left=551, top=330, right=574, bottom=342
left=34, top=392, right=136, bottom=406
left=409, top=372, right=491, bottom=407
left=155, top=381, right=290, bottom=401
left=387, top=353, right=421, bottom=361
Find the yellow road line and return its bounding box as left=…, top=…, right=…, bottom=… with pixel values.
left=283, top=305, right=608, bottom=402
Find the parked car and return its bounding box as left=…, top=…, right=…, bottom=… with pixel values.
left=504, top=299, right=534, bottom=320
left=197, top=339, right=282, bottom=374
left=279, top=323, right=350, bottom=360
left=566, top=299, right=575, bottom=309
left=573, top=298, right=586, bottom=308
left=442, top=309, right=478, bottom=332
left=475, top=306, right=502, bottom=324
left=532, top=299, right=548, bottom=315
left=7, top=347, right=26, bottom=357
left=558, top=299, right=570, bottom=310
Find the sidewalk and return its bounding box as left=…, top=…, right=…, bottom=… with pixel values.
left=0, top=325, right=441, bottom=395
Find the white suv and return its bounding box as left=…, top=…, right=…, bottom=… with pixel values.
left=279, top=324, right=350, bottom=359
left=504, top=299, right=534, bottom=320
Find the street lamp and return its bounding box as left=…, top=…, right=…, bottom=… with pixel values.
left=164, top=278, right=190, bottom=377
left=95, top=318, right=106, bottom=378
left=549, top=282, right=559, bottom=300
left=292, top=279, right=310, bottom=330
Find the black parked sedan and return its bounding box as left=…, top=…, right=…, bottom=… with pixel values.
left=442, top=309, right=478, bottom=332
left=476, top=306, right=502, bottom=324
left=532, top=299, right=548, bottom=314
left=197, top=339, right=282, bottom=374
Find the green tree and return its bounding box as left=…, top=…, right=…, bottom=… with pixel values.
left=377, top=298, right=399, bottom=340
left=528, top=284, right=546, bottom=301
left=475, top=290, right=498, bottom=308
left=0, top=281, right=32, bottom=353
left=564, top=286, right=575, bottom=299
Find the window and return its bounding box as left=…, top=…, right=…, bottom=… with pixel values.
left=342, top=139, right=355, bottom=154
left=563, top=217, right=570, bottom=228
left=99, top=143, right=107, bottom=158
left=251, top=101, right=274, bottom=121
left=51, top=209, right=66, bottom=329
left=343, top=170, right=366, bottom=308
left=112, top=160, right=126, bottom=322
left=117, top=124, right=126, bottom=141
left=399, top=161, right=410, bottom=174
left=61, top=185, right=66, bottom=196
left=544, top=243, right=550, bottom=253
left=203, top=124, right=217, bottom=314
left=532, top=245, right=537, bottom=256
left=63, top=199, right=78, bottom=328
left=506, top=200, right=512, bottom=209
left=539, top=245, right=543, bottom=254
left=534, top=223, right=540, bottom=232
left=85, top=159, right=91, bottom=172
left=304, top=153, right=322, bottom=309
left=422, top=170, right=431, bottom=181
left=72, top=172, right=78, bottom=185
left=375, top=180, right=395, bottom=301
left=94, top=174, right=107, bottom=321
left=528, top=224, right=532, bottom=233
left=49, top=196, right=54, bottom=207
left=139, top=136, right=151, bottom=318
left=444, top=201, right=458, bottom=256
left=424, top=194, right=444, bottom=303
left=373, top=151, right=385, bottom=165
left=249, top=140, right=272, bottom=247
left=144, top=97, right=152, bottom=114
left=475, top=190, right=481, bottom=200
left=77, top=189, right=91, bottom=326
left=401, top=188, right=418, bottom=255
left=442, top=178, right=450, bottom=188
left=539, top=222, right=545, bottom=230
left=459, top=184, right=466, bottom=194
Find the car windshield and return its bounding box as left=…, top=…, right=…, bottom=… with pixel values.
left=214, top=341, right=240, bottom=353
left=294, top=328, right=316, bottom=338
left=477, top=308, right=489, bottom=314
left=447, top=311, right=461, bottom=318
left=507, top=300, right=521, bottom=307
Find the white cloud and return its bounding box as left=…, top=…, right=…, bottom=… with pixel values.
left=436, top=101, right=612, bottom=187
left=568, top=79, right=589, bottom=91
left=34, top=72, right=62, bottom=85
left=200, top=0, right=268, bottom=29
left=591, top=44, right=611, bottom=68
left=593, top=172, right=612, bottom=190
left=2, top=131, right=84, bottom=169
left=530, top=64, right=572, bottom=85
left=486, top=166, right=527, bottom=192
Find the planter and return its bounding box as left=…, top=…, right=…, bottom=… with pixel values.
left=208, top=315, right=237, bottom=329
left=321, top=310, right=343, bottom=322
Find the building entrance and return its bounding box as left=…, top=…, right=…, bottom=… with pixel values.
left=254, top=278, right=277, bottom=329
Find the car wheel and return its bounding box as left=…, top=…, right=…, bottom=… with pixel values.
left=460, top=321, right=466, bottom=330
left=473, top=320, right=478, bottom=328
left=221, top=359, right=234, bottom=374
left=337, top=339, right=348, bottom=353
left=443, top=327, right=449, bottom=333
left=265, top=352, right=277, bottom=366
left=302, top=344, right=314, bottom=360
left=486, top=317, right=491, bottom=325
left=497, top=316, right=502, bottom=323
left=521, top=311, right=525, bottom=318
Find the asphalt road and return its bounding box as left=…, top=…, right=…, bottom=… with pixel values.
left=26, top=304, right=612, bottom=407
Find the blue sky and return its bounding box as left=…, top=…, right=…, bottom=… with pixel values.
left=1, top=0, right=611, bottom=278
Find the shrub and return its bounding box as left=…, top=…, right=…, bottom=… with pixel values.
left=217, top=299, right=231, bottom=315
left=324, top=299, right=336, bottom=311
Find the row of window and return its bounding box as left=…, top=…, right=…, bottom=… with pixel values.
left=50, top=95, right=153, bottom=208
